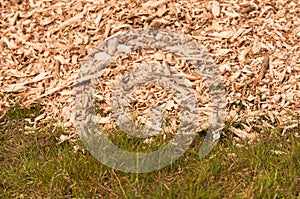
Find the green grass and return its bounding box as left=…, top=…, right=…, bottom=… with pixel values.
left=0, top=101, right=299, bottom=198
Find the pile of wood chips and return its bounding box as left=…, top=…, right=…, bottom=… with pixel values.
left=1, top=0, right=299, bottom=140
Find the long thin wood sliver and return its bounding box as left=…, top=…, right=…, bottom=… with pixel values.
left=58, top=12, right=84, bottom=30
left=25, top=80, right=75, bottom=104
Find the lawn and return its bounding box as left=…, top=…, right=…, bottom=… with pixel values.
left=1, top=101, right=299, bottom=198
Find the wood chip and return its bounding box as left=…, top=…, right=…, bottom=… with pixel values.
left=229, top=126, right=258, bottom=140
left=142, top=0, right=169, bottom=9
left=257, top=55, right=270, bottom=84
left=211, top=1, right=220, bottom=18
left=58, top=12, right=85, bottom=30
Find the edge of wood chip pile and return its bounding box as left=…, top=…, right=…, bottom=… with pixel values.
left=1, top=0, right=299, bottom=140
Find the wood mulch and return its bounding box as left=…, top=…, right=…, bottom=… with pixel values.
left=1, top=0, right=299, bottom=140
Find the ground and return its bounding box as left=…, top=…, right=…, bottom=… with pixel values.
left=0, top=0, right=299, bottom=198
